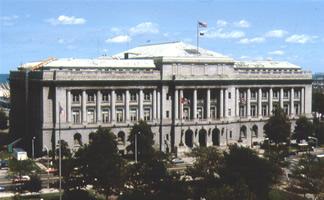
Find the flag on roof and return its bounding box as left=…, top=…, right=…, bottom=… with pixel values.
left=198, top=21, right=208, bottom=28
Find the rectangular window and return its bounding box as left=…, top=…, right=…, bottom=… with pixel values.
left=116, top=108, right=124, bottom=122
left=210, top=107, right=216, bottom=119
left=228, top=92, right=231, bottom=99
left=166, top=110, right=170, bottom=118
left=130, top=92, right=137, bottom=102
left=144, top=108, right=151, bottom=121
left=239, top=105, right=245, bottom=117
left=87, top=108, right=96, bottom=123
left=72, top=93, right=80, bottom=103
left=144, top=92, right=151, bottom=101
left=283, top=104, right=289, bottom=114
left=228, top=108, right=231, bottom=116
left=294, top=103, right=299, bottom=115
left=102, top=108, right=110, bottom=123
left=87, top=93, right=95, bottom=103
left=273, top=91, right=279, bottom=99
left=251, top=91, right=257, bottom=100
left=262, top=105, right=267, bottom=116
left=116, top=93, right=123, bottom=102
left=183, top=107, right=190, bottom=120
left=284, top=90, right=289, bottom=99
left=197, top=107, right=203, bottom=119
left=262, top=91, right=267, bottom=99
left=72, top=108, right=81, bottom=124
left=294, top=90, right=300, bottom=99
left=250, top=105, right=256, bottom=117
left=102, top=93, right=109, bottom=102
left=130, top=108, right=137, bottom=122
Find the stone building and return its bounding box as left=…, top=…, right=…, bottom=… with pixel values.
left=9, top=42, right=312, bottom=156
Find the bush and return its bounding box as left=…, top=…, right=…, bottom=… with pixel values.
left=63, top=189, right=95, bottom=200
left=24, top=175, right=42, bottom=192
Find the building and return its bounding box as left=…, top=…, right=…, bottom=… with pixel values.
left=9, top=42, right=312, bottom=156
left=313, top=73, right=324, bottom=93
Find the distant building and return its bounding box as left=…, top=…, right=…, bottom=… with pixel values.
left=313, top=73, right=324, bottom=93
left=9, top=42, right=312, bottom=156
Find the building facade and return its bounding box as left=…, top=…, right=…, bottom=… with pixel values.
left=9, top=42, right=312, bottom=155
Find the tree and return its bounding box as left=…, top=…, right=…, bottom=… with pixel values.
left=314, top=117, right=324, bottom=145
left=293, top=116, right=313, bottom=143
left=8, top=159, right=35, bottom=177
left=24, top=175, right=42, bottom=193
left=264, top=107, right=291, bottom=145
left=0, top=109, right=8, bottom=130
left=221, top=145, right=280, bottom=200
left=55, top=139, right=72, bottom=159
left=127, top=120, right=155, bottom=161
left=312, top=92, right=324, bottom=114
left=75, top=127, right=124, bottom=199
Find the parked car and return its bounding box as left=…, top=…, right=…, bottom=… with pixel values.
left=0, top=160, right=8, bottom=169
left=0, top=186, right=5, bottom=192
left=172, top=158, right=185, bottom=165
left=12, top=175, right=30, bottom=184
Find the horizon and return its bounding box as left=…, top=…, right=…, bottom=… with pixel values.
left=1, top=0, right=324, bottom=74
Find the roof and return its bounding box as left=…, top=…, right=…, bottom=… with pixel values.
left=19, top=58, right=156, bottom=69
left=235, top=61, right=301, bottom=69
left=113, top=41, right=233, bottom=60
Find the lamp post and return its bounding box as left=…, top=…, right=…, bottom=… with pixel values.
left=32, top=136, right=36, bottom=159
left=135, top=131, right=140, bottom=163
left=43, top=145, right=50, bottom=189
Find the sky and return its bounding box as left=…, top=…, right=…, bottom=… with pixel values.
left=1, top=0, right=324, bottom=74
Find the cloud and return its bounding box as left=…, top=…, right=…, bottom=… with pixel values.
left=205, top=28, right=245, bottom=39
left=110, top=27, right=121, bottom=34
left=285, top=34, right=317, bottom=44
left=265, top=29, right=288, bottom=38
left=234, top=20, right=250, bottom=28
left=216, top=19, right=228, bottom=27
left=46, top=15, right=86, bottom=25
left=268, top=50, right=285, bottom=56
left=129, top=22, right=159, bottom=35
left=105, top=35, right=131, bottom=43
left=239, top=37, right=265, bottom=44
left=0, top=15, right=19, bottom=26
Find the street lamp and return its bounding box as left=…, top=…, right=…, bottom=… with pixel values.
left=43, top=145, right=50, bottom=189
left=135, top=131, right=140, bottom=163
left=32, top=136, right=36, bottom=159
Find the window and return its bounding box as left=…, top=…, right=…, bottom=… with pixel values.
left=117, top=131, right=125, bottom=145
left=72, top=108, right=81, bottom=124
left=74, top=133, right=82, bottom=146
left=251, top=91, right=257, bottom=100
left=102, top=108, right=110, bottom=123
left=210, top=107, right=216, bottom=119
left=239, top=91, right=245, bottom=99
left=144, top=92, right=151, bottom=101
left=240, top=126, right=247, bottom=138
left=228, top=92, right=231, bottom=99
left=228, top=108, right=231, bottom=116
left=130, top=92, right=137, bottom=102
left=130, top=108, right=137, bottom=122
left=87, top=93, right=95, bottom=103
left=72, top=93, right=80, bottom=103
left=144, top=108, right=151, bottom=121
left=284, top=90, right=289, bottom=99
left=197, top=107, right=203, bottom=119
left=294, top=90, right=300, bottom=99
left=250, top=105, right=257, bottom=117
left=262, top=91, right=267, bottom=99
left=294, top=103, right=299, bottom=115
left=229, top=131, right=232, bottom=138
left=262, top=104, right=267, bottom=116
left=116, top=93, right=123, bottom=102
left=102, top=93, right=109, bottom=102
left=116, top=108, right=124, bottom=122
left=183, top=107, right=190, bottom=120
left=166, top=110, right=170, bottom=118
left=283, top=104, right=289, bottom=114
left=239, top=105, right=245, bottom=117
left=87, top=108, right=96, bottom=123
left=273, top=90, right=279, bottom=99
left=166, top=93, right=171, bottom=100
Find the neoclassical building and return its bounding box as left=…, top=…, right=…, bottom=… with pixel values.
left=9, top=42, right=312, bottom=155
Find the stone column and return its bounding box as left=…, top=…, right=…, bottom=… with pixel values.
left=153, top=89, right=156, bottom=120
left=193, top=89, right=197, bottom=119
left=290, top=88, right=294, bottom=116
left=269, top=88, right=273, bottom=115
left=157, top=90, right=161, bottom=119
left=179, top=90, right=184, bottom=120
left=67, top=90, right=71, bottom=123
left=220, top=89, right=224, bottom=118
left=125, top=90, right=130, bottom=121
left=301, top=87, right=305, bottom=114
left=97, top=90, right=101, bottom=122
left=82, top=90, right=87, bottom=123
left=235, top=88, right=239, bottom=117
left=258, top=88, right=262, bottom=117
left=280, top=88, right=284, bottom=108
left=111, top=90, right=116, bottom=122
left=224, top=89, right=228, bottom=118
left=247, top=88, right=251, bottom=117
left=139, top=89, right=143, bottom=120
left=174, top=89, right=179, bottom=120
left=206, top=89, right=211, bottom=119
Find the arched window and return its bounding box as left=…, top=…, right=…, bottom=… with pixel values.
left=252, top=125, right=258, bottom=137
left=74, top=133, right=82, bottom=146
left=88, top=132, right=95, bottom=144
left=117, top=131, right=125, bottom=145
left=240, top=126, right=247, bottom=138
left=185, top=129, right=193, bottom=148
left=212, top=128, right=220, bottom=146
left=199, top=129, right=207, bottom=147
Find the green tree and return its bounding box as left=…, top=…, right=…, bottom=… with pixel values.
left=221, top=145, right=280, bottom=200
left=314, top=117, right=324, bottom=145
left=55, top=140, right=72, bottom=159
left=312, top=92, right=324, bottom=114
left=75, top=127, right=124, bottom=199
left=0, top=109, right=8, bottom=130
left=127, top=120, right=155, bottom=161
left=24, top=175, right=42, bottom=193
left=293, top=116, right=313, bottom=143
left=8, top=159, right=35, bottom=177
left=264, top=107, right=291, bottom=145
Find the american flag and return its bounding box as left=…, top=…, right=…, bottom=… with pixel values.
left=198, top=21, right=208, bottom=28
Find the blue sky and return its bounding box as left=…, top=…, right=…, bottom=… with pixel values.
left=1, top=0, right=324, bottom=73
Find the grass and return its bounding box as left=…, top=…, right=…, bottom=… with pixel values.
left=269, top=189, right=305, bottom=200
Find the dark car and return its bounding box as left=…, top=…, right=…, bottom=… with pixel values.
left=0, top=160, right=8, bottom=169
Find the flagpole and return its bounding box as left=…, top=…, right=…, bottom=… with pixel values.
left=59, top=103, right=62, bottom=200
left=196, top=21, right=199, bottom=56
